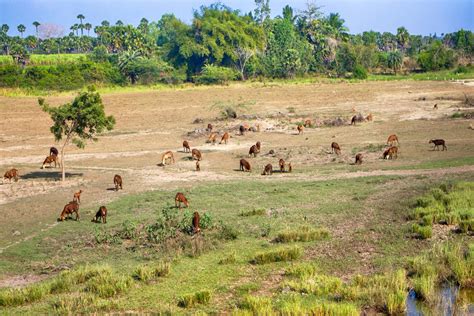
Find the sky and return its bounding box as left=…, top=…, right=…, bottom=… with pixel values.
left=0, top=0, right=472, bottom=37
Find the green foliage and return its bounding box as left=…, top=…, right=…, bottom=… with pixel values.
left=352, top=65, right=368, bottom=79
left=387, top=50, right=403, bottom=73
left=336, top=42, right=357, bottom=75
left=194, top=64, right=238, bottom=85
left=251, top=246, right=302, bottom=264
left=89, top=45, right=109, bottom=63
left=219, top=251, right=237, bottom=265
left=84, top=271, right=133, bottom=298
left=177, top=290, right=212, bottom=308
left=418, top=41, right=457, bottom=71
left=240, top=208, right=266, bottom=217
left=133, top=261, right=171, bottom=281
left=411, top=224, right=432, bottom=239
left=218, top=223, right=240, bottom=240
left=275, top=226, right=329, bottom=243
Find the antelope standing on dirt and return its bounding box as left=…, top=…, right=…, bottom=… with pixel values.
left=304, top=119, right=312, bottom=127
left=193, top=212, right=201, bottom=234
left=386, top=134, right=399, bottom=146
left=92, top=206, right=107, bottom=224
left=433, top=104, right=438, bottom=110
left=429, top=139, right=447, bottom=151
left=41, top=155, right=60, bottom=169
left=113, top=174, right=123, bottom=191
left=366, top=113, right=373, bottom=122
left=73, top=190, right=82, bottom=204
left=249, top=145, right=258, bottom=157
left=351, top=115, right=357, bottom=125
left=58, top=201, right=80, bottom=221
left=239, top=125, right=245, bottom=136
left=220, top=132, right=229, bottom=144
left=355, top=153, right=363, bottom=165
left=279, top=159, right=285, bottom=172
left=383, top=146, right=398, bottom=160
left=240, top=159, right=251, bottom=172
left=208, top=133, right=217, bottom=144
left=3, top=168, right=19, bottom=183
left=162, top=151, right=175, bottom=165
left=297, top=124, right=304, bottom=134
left=256, top=141, right=261, bottom=153
left=175, top=192, right=189, bottom=209
left=262, top=164, right=273, bottom=175
left=183, top=140, right=191, bottom=152
left=192, top=148, right=202, bottom=161
left=331, top=142, right=341, bottom=155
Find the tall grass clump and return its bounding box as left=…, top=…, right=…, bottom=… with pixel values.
left=411, top=223, right=432, bottom=239
left=219, top=251, right=237, bottom=265
left=275, top=226, right=329, bottom=243
left=285, top=263, right=318, bottom=279
left=240, top=208, right=266, bottom=217
left=306, top=302, right=359, bottom=316
left=251, top=247, right=302, bottom=264
left=133, top=261, right=171, bottom=282
left=239, top=295, right=273, bottom=313
left=84, top=270, right=133, bottom=298
left=177, top=290, right=212, bottom=308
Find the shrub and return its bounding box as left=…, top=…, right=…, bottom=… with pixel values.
left=285, top=263, right=318, bottom=279
left=118, top=220, right=137, bottom=240
left=251, top=247, right=302, bottom=264
left=84, top=271, right=132, bottom=298
left=352, top=65, right=368, bottom=79
left=194, top=65, right=238, bottom=85
left=411, top=224, right=432, bottom=239
left=275, top=227, right=329, bottom=243
left=218, top=224, right=239, bottom=240
left=412, top=274, right=436, bottom=302
left=239, top=295, right=273, bottom=313
left=240, top=208, right=266, bottom=217
left=219, top=252, right=237, bottom=265
left=177, top=290, right=212, bottom=308
left=453, top=65, right=469, bottom=74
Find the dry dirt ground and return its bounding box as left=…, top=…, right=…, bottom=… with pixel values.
left=0, top=80, right=473, bottom=258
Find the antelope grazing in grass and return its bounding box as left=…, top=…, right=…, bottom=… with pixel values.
left=207, top=123, right=213, bottom=132
left=239, top=125, right=245, bottom=136
left=175, top=192, right=189, bottom=209
left=193, top=212, right=201, bottom=234
left=73, top=190, right=82, bottom=204
left=58, top=201, right=80, bottom=221
left=192, top=148, right=202, bottom=161
left=383, top=146, right=398, bottom=160
left=208, top=133, right=217, bottom=144
left=331, top=142, right=341, bottom=155
left=50, top=147, right=59, bottom=157
left=297, top=124, right=304, bottom=134
left=355, top=153, right=363, bottom=165
left=304, top=119, right=312, bottom=127
left=256, top=141, right=261, bottom=153
left=249, top=145, right=258, bottom=157
left=366, top=113, right=373, bottom=122
left=92, top=206, right=107, bottom=224
left=41, top=155, right=60, bottom=169
left=262, top=164, right=273, bottom=175
left=429, top=139, right=447, bottom=151
left=386, top=134, right=399, bottom=146
left=220, top=132, right=229, bottom=144
left=279, top=159, right=285, bottom=172
left=113, top=174, right=123, bottom=191
left=183, top=140, right=191, bottom=152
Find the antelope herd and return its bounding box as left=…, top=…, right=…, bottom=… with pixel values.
left=2, top=107, right=451, bottom=234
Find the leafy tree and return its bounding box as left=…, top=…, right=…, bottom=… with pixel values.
left=335, top=42, right=356, bottom=75
left=417, top=41, right=456, bottom=71
left=116, top=20, right=124, bottom=26
left=396, top=26, right=410, bottom=51
left=101, top=20, right=110, bottom=27
left=254, top=0, right=271, bottom=24
left=387, top=50, right=403, bottom=73
left=33, top=21, right=41, bottom=37
left=1, top=24, right=9, bottom=34
left=138, top=18, right=149, bottom=34
left=282, top=5, right=296, bottom=23
left=84, top=23, right=92, bottom=36
left=17, top=24, right=26, bottom=38
left=38, top=87, right=115, bottom=181
left=326, top=13, right=349, bottom=40
left=77, top=14, right=85, bottom=35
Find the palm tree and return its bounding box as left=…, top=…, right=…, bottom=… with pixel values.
left=282, top=5, right=296, bottom=23
left=396, top=26, right=410, bottom=52
left=77, top=14, right=85, bottom=35
left=70, top=24, right=79, bottom=36
left=84, top=23, right=92, bottom=36
left=1, top=24, right=9, bottom=34
left=101, top=20, right=110, bottom=27
left=32, top=21, right=41, bottom=37
left=326, top=13, right=349, bottom=40
left=116, top=20, right=124, bottom=26
left=138, top=18, right=148, bottom=34
left=17, top=24, right=26, bottom=38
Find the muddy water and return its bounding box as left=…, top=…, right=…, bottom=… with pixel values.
left=406, top=285, right=474, bottom=315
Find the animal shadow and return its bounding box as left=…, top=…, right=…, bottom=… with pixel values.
left=21, top=171, right=83, bottom=180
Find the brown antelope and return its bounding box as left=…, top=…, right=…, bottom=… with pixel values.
left=193, top=212, right=201, bottom=234
left=50, top=147, right=59, bottom=156
left=239, top=159, right=251, bottom=172
left=249, top=145, right=258, bottom=157
left=192, top=148, right=202, bottom=161
left=207, top=123, right=213, bottom=132
left=113, top=174, right=123, bottom=191
left=355, top=153, right=363, bottom=165
left=255, top=141, right=261, bottom=153
left=196, top=161, right=200, bottom=171
left=256, top=123, right=261, bottom=132
left=297, top=124, right=304, bottom=134
left=3, top=168, right=19, bottom=183
left=73, top=190, right=82, bottom=204
left=366, top=113, right=373, bottom=122
left=386, top=134, right=399, bottom=146
left=175, top=192, right=189, bottom=209
left=429, top=139, right=447, bottom=151
left=220, top=132, right=229, bottom=144
left=304, top=119, right=312, bottom=127
left=183, top=140, right=191, bottom=152
left=58, top=201, right=80, bottom=221
left=162, top=151, right=175, bottom=165
left=92, top=206, right=107, bottom=224
left=331, top=142, right=341, bottom=155
left=433, top=104, right=438, bottom=110
left=262, top=164, right=273, bottom=175
left=279, top=158, right=285, bottom=172
left=383, top=146, right=398, bottom=159
left=208, top=133, right=217, bottom=144
left=41, top=155, right=60, bottom=169
left=239, top=125, right=245, bottom=135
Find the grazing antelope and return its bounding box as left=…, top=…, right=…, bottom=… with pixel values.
left=50, top=147, right=59, bottom=157
left=207, top=123, right=213, bottom=132
left=113, top=174, right=123, bottom=191
left=3, top=168, right=19, bottom=183
left=192, top=148, right=202, bottom=161
left=279, top=159, right=285, bottom=172
left=58, top=201, right=80, bottom=221
left=196, top=161, right=200, bottom=171
left=386, top=134, right=399, bottom=146
left=331, top=142, right=341, bottom=155
left=288, top=162, right=292, bottom=173
left=183, top=140, right=191, bottom=152
left=304, top=119, right=312, bottom=127
left=255, top=141, right=261, bottom=153
left=239, top=159, right=251, bottom=172
left=383, top=146, right=398, bottom=159
left=175, top=192, right=189, bottom=209
left=297, top=124, right=304, bottom=134
left=208, top=133, right=217, bottom=144
left=239, top=125, right=245, bottom=135
left=41, top=155, right=60, bottom=169
left=355, top=153, right=363, bottom=165
left=220, top=132, right=229, bottom=144
left=193, top=212, right=201, bottom=234
left=262, top=164, right=273, bottom=175
left=249, top=144, right=258, bottom=157
left=366, top=113, right=373, bottom=122
left=73, top=190, right=82, bottom=204
left=162, top=151, right=175, bottom=165
left=92, top=206, right=107, bottom=224
left=429, top=139, right=447, bottom=151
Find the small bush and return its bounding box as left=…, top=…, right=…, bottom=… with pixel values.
left=239, top=295, right=273, bottom=313
left=285, top=263, right=318, bottom=279
left=218, top=224, right=239, bottom=240
left=411, top=224, right=432, bottom=239
left=194, top=65, right=238, bottom=85
left=240, top=208, right=266, bottom=217
left=177, top=290, right=212, bottom=308
left=84, top=271, right=132, bottom=298
left=251, top=247, right=302, bottom=264
left=118, top=220, right=137, bottom=240
left=412, top=274, right=436, bottom=302
left=275, top=227, right=329, bottom=243
left=352, top=65, right=368, bottom=79
left=453, top=65, right=469, bottom=74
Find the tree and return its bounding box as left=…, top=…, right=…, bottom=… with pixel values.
left=101, top=20, right=110, bottom=27
left=116, top=20, right=124, bottom=26
left=326, top=13, right=349, bottom=40
left=33, top=21, right=41, bottom=37
left=1, top=24, right=9, bottom=34
left=282, top=5, right=296, bottom=23
left=71, top=24, right=79, bottom=36
left=38, top=87, right=115, bottom=182
left=77, top=14, right=85, bottom=35
left=387, top=50, right=403, bottom=73
left=84, top=23, right=92, bottom=36
left=254, top=0, right=271, bottom=24
left=38, top=23, right=64, bottom=39
left=138, top=18, right=149, bottom=34
left=17, top=24, right=26, bottom=38
left=396, top=26, right=410, bottom=51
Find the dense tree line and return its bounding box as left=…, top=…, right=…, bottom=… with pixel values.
left=0, top=1, right=472, bottom=89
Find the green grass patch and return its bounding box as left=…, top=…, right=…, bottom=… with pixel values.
left=132, top=261, right=171, bottom=282
left=239, top=208, right=266, bottom=217
left=351, top=143, right=385, bottom=155
left=251, top=246, right=302, bottom=264
left=177, top=290, right=212, bottom=308
left=274, top=226, right=329, bottom=243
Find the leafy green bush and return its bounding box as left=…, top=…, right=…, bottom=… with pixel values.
left=418, top=41, right=457, bottom=71
left=352, top=65, right=368, bottom=79
left=194, top=65, right=238, bottom=85
left=251, top=246, right=302, bottom=264
left=411, top=224, right=432, bottom=239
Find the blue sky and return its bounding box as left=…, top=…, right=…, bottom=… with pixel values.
left=0, top=0, right=472, bottom=37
